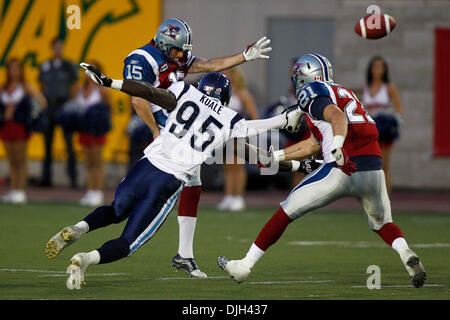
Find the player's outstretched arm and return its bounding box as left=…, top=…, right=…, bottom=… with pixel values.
left=271, top=136, right=321, bottom=162
left=231, top=138, right=320, bottom=175
left=80, top=62, right=177, bottom=112
left=188, top=36, right=272, bottom=73
left=245, top=104, right=303, bottom=137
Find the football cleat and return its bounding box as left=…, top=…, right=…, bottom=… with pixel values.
left=217, top=256, right=251, bottom=283
left=406, top=256, right=427, bottom=288
left=66, top=253, right=89, bottom=289
left=45, top=226, right=83, bottom=259
left=172, top=254, right=207, bottom=278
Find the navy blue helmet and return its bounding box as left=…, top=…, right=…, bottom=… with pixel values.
left=198, top=72, right=232, bottom=106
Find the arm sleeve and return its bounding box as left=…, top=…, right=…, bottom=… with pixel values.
left=308, top=96, right=333, bottom=120
left=245, top=113, right=286, bottom=137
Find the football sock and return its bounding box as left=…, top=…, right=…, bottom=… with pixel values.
left=97, top=237, right=130, bottom=264
left=243, top=243, right=265, bottom=268
left=82, top=205, right=118, bottom=232
left=86, top=250, right=100, bottom=265
left=254, top=207, right=293, bottom=251
left=177, top=186, right=201, bottom=258
left=178, top=186, right=201, bottom=218
left=243, top=207, right=293, bottom=267
left=74, top=220, right=89, bottom=234
left=374, top=223, right=412, bottom=261
left=177, top=217, right=196, bottom=258
left=374, top=222, right=404, bottom=246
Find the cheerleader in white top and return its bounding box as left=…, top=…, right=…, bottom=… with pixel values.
left=363, top=56, right=404, bottom=195
left=76, top=61, right=111, bottom=207
left=0, top=58, right=47, bottom=203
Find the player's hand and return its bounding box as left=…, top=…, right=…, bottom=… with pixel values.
left=80, top=62, right=112, bottom=87
left=282, top=104, right=303, bottom=133
left=243, top=36, right=272, bottom=61
left=331, top=147, right=357, bottom=176
left=298, top=159, right=322, bottom=175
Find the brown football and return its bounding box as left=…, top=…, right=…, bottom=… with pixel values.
left=354, top=13, right=396, bottom=39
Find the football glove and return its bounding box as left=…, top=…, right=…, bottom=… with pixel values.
left=243, top=36, right=272, bottom=61
left=298, top=159, right=322, bottom=175
left=80, top=62, right=112, bottom=87
left=331, top=147, right=357, bottom=176
left=281, top=104, right=303, bottom=133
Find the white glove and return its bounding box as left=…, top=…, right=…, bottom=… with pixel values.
left=281, top=105, right=303, bottom=133
left=243, top=36, right=272, bottom=61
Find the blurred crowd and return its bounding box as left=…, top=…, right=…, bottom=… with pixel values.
left=0, top=39, right=403, bottom=208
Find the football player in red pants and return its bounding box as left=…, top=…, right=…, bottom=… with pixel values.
left=218, top=54, right=426, bottom=288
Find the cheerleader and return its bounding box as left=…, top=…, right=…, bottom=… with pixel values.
left=363, top=56, right=404, bottom=195
left=0, top=58, right=47, bottom=203
left=76, top=61, right=111, bottom=206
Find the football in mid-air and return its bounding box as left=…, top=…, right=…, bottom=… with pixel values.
left=354, top=13, right=396, bottom=39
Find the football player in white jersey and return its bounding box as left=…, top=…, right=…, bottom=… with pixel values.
left=124, top=18, right=272, bottom=278
left=45, top=63, right=305, bottom=289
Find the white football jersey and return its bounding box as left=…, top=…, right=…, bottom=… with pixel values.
left=144, top=81, right=248, bottom=183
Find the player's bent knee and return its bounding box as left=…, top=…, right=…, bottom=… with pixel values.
left=112, top=196, right=133, bottom=219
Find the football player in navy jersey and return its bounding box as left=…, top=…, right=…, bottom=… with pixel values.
left=123, top=18, right=272, bottom=278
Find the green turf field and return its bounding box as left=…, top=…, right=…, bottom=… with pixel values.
left=0, top=202, right=449, bottom=300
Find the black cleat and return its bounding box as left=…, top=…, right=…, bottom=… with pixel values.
left=172, top=254, right=207, bottom=278
left=217, top=256, right=230, bottom=271
left=406, top=256, right=427, bottom=288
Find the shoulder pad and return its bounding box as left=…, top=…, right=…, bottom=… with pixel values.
left=297, top=81, right=331, bottom=112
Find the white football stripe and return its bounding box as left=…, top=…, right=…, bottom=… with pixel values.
left=360, top=18, right=367, bottom=38
left=384, top=14, right=391, bottom=34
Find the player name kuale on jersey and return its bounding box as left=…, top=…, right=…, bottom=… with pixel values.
left=200, top=94, right=224, bottom=115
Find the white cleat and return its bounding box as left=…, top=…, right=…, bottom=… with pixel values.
left=46, top=225, right=84, bottom=259
left=66, top=253, right=89, bottom=290
left=218, top=256, right=251, bottom=283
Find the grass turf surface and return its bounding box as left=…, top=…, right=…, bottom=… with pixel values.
left=0, top=202, right=449, bottom=300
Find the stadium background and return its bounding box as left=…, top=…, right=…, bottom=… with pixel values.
left=0, top=0, right=449, bottom=302
left=0, top=0, right=449, bottom=190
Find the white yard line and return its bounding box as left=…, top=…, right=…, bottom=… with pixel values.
left=351, top=284, right=447, bottom=288
left=0, top=268, right=129, bottom=277
left=247, top=280, right=335, bottom=285
left=287, top=241, right=450, bottom=248
left=141, top=276, right=228, bottom=281
left=0, top=268, right=66, bottom=274
left=39, top=273, right=129, bottom=277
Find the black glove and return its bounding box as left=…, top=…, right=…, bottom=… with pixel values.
left=298, top=159, right=322, bottom=175
left=80, top=62, right=112, bottom=87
